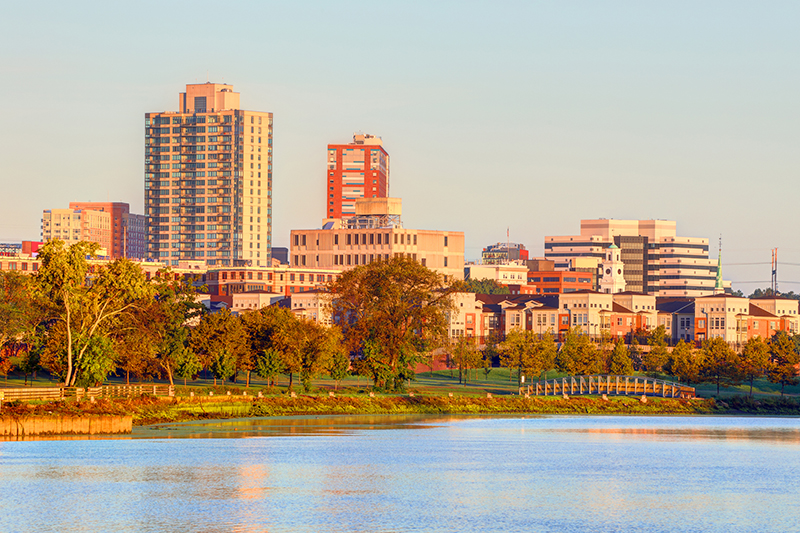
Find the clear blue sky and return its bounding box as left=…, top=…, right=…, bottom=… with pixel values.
left=2, top=1, right=799, bottom=292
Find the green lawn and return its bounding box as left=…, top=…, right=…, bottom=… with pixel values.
left=2, top=367, right=798, bottom=400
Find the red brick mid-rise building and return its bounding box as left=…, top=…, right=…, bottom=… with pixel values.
left=326, top=134, right=389, bottom=219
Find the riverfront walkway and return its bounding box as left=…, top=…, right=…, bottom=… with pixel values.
left=523, top=375, right=696, bottom=398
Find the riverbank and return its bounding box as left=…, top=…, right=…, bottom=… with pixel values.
left=3, top=393, right=799, bottom=432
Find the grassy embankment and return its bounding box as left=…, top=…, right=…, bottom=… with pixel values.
left=2, top=368, right=799, bottom=425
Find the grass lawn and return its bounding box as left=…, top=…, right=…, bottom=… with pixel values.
left=2, top=367, right=798, bottom=400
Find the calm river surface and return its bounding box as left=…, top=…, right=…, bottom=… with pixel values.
left=2, top=415, right=799, bottom=533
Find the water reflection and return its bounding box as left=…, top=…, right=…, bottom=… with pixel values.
left=2, top=415, right=800, bottom=533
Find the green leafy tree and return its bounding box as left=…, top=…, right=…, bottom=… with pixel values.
left=608, top=339, right=633, bottom=375
left=330, top=257, right=457, bottom=391
left=666, top=340, right=702, bottom=384
left=174, top=345, right=202, bottom=387
left=450, top=336, right=482, bottom=384
left=462, top=278, right=510, bottom=295
left=34, top=241, right=154, bottom=386
left=210, top=348, right=237, bottom=383
left=768, top=331, right=800, bottom=396
left=255, top=348, right=286, bottom=388
left=17, top=346, right=41, bottom=386
left=740, top=336, right=771, bottom=397
left=75, top=335, right=117, bottom=387
left=701, top=337, right=742, bottom=395
left=556, top=328, right=601, bottom=375
left=0, top=272, right=37, bottom=359
left=643, top=325, right=670, bottom=375
left=327, top=346, right=351, bottom=390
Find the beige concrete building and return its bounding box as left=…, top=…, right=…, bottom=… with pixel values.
left=288, top=289, right=333, bottom=325
left=290, top=198, right=465, bottom=280
left=545, top=219, right=724, bottom=297
left=41, top=208, right=111, bottom=256
left=145, top=83, right=273, bottom=268
left=465, top=263, right=528, bottom=285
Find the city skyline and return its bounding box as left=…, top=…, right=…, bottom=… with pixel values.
left=2, top=1, right=800, bottom=291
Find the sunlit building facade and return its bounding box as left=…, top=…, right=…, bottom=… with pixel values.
left=326, top=134, right=389, bottom=219
left=145, top=83, right=273, bottom=267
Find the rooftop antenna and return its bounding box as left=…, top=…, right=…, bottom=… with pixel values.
left=772, top=248, right=778, bottom=294
left=507, top=227, right=510, bottom=263
left=714, top=234, right=724, bottom=294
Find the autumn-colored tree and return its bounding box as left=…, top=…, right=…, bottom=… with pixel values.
left=190, top=310, right=247, bottom=386
left=241, top=306, right=297, bottom=389
left=740, top=336, right=771, bottom=397
left=767, top=331, right=800, bottom=396
left=330, top=257, right=457, bottom=391
left=298, top=320, right=343, bottom=392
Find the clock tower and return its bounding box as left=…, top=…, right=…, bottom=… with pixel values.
left=600, top=244, right=626, bottom=294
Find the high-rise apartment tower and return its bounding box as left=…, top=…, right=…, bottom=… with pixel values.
left=145, top=83, right=273, bottom=267
left=326, top=134, right=389, bottom=219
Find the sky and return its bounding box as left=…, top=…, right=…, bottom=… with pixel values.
left=2, top=1, right=799, bottom=292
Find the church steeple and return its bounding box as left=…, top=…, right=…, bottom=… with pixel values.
left=600, top=244, right=626, bottom=294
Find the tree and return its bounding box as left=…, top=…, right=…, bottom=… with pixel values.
left=255, top=349, right=286, bottom=389
left=501, top=329, right=557, bottom=386
left=556, top=328, right=601, bottom=375
left=462, top=278, right=510, bottom=295
left=0, top=272, right=36, bottom=359
left=190, top=310, right=247, bottom=386
left=327, top=346, right=351, bottom=390
left=330, top=257, right=457, bottom=391
left=241, top=306, right=299, bottom=391
left=608, top=339, right=633, bottom=375
left=17, top=345, right=41, bottom=386
left=74, top=335, right=117, bottom=387
left=666, top=340, right=702, bottom=384
left=291, top=319, right=341, bottom=392
left=767, top=331, right=800, bottom=396
left=643, top=325, right=670, bottom=375
left=134, top=271, right=206, bottom=386
left=740, top=336, right=771, bottom=397
left=450, top=336, right=482, bottom=385
left=174, top=345, right=202, bottom=387
left=33, top=241, right=154, bottom=386
left=701, top=337, right=742, bottom=395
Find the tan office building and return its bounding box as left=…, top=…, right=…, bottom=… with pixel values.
left=290, top=198, right=465, bottom=280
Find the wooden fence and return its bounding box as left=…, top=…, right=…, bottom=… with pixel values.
left=0, top=385, right=174, bottom=402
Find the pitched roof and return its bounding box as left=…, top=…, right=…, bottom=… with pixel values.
left=612, top=302, right=634, bottom=314
left=748, top=304, right=779, bottom=318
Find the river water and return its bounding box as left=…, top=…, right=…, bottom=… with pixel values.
left=1, top=415, right=799, bottom=533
